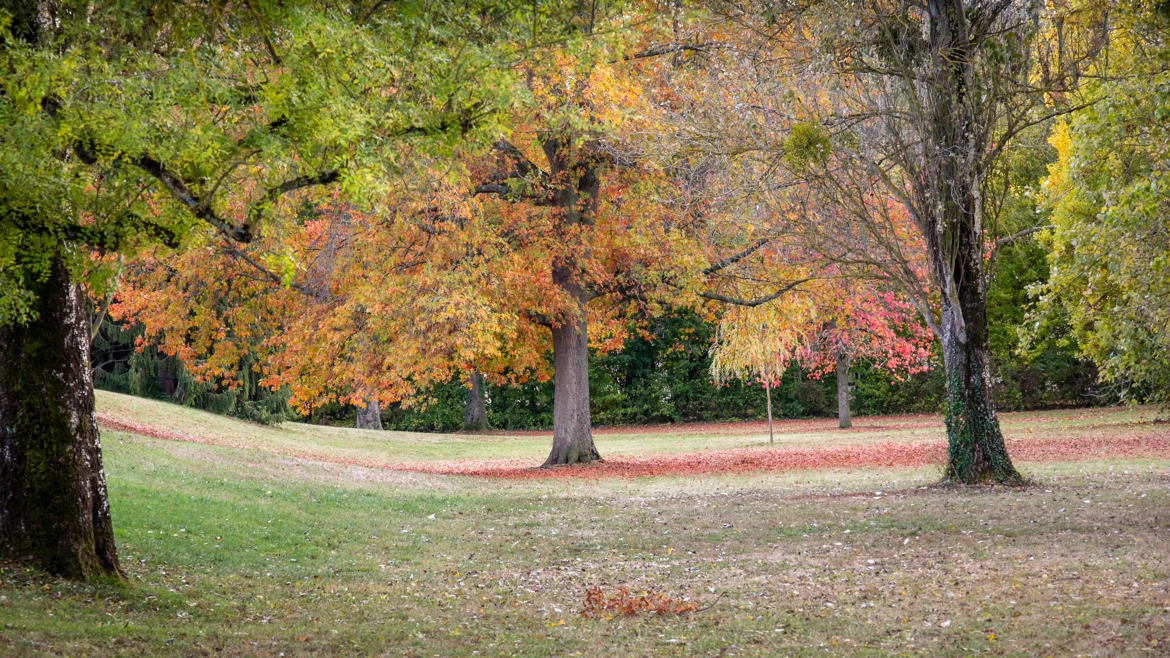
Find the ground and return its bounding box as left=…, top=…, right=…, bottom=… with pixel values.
left=1, top=390, right=1168, bottom=655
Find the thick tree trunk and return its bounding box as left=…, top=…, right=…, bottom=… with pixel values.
left=463, top=369, right=488, bottom=432
left=925, top=0, right=1023, bottom=485
left=938, top=293, right=1022, bottom=484
left=355, top=398, right=382, bottom=430
left=0, top=256, right=123, bottom=580
left=836, top=351, right=852, bottom=429
left=539, top=133, right=603, bottom=466
left=543, top=311, right=600, bottom=466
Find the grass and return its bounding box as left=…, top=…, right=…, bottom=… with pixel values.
left=1, top=392, right=1167, bottom=656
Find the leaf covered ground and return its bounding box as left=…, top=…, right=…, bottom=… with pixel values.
left=1, top=392, right=1168, bottom=656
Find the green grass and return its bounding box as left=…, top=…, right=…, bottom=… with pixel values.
left=1, top=393, right=1168, bottom=656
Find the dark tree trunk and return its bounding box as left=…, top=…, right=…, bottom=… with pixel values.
left=355, top=398, right=382, bottom=430
left=539, top=133, right=603, bottom=466
left=925, top=0, right=1022, bottom=484
left=0, top=256, right=123, bottom=580
left=543, top=302, right=600, bottom=466
left=836, top=351, right=852, bottom=429
left=463, top=369, right=489, bottom=432
left=937, top=286, right=1021, bottom=484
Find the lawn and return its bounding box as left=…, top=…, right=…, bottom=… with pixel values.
left=1, top=391, right=1168, bottom=656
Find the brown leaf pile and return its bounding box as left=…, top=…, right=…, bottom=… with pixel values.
left=581, top=586, right=698, bottom=618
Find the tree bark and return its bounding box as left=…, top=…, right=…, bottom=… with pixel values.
left=543, top=310, right=600, bottom=466
left=836, top=351, right=852, bottom=429
left=463, top=369, right=489, bottom=432
left=925, top=0, right=1022, bottom=485
left=0, top=256, right=123, bottom=580
left=540, top=133, right=603, bottom=466
left=764, top=378, right=774, bottom=443
left=355, top=398, right=382, bottom=430
left=937, top=285, right=1021, bottom=484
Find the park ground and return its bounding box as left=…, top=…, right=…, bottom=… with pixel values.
left=1, top=390, right=1169, bottom=656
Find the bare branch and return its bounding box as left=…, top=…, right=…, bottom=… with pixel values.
left=994, top=224, right=1050, bottom=249
left=244, top=169, right=342, bottom=239
left=703, top=237, right=772, bottom=275
left=698, top=278, right=812, bottom=307
left=618, top=42, right=712, bottom=62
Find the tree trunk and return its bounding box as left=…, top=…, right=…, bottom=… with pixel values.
left=543, top=311, right=600, bottom=466
left=836, top=351, right=852, bottom=429
left=0, top=256, right=123, bottom=580
left=938, top=290, right=1021, bottom=484
left=925, top=0, right=1022, bottom=485
left=764, top=378, right=774, bottom=444
left=463, top=369, right=488, bottom=432
left=539, top=133, right=603, bottom=467
left=355, top=398, right=382, bottom=430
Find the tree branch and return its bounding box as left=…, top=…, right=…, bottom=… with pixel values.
left=618, top=42, right=712, bottom=62
left=244, top=169, right=342, bottom=239
left=698, top=278, right=812, bottom=307
left=703, top=237, right=772, bottom=275
left=994, top=224, right=1050, bottom=249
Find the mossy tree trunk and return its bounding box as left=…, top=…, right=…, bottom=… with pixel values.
left=925, top=0, right=1023, bottom=485
left=0, top=256, right=123, bottom=580
left=938, top=292, right=1021, bottom=484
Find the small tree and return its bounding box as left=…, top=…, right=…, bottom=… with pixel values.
left=711, top=292, right=816, bottom=443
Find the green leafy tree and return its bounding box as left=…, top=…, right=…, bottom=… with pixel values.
left=0, top=0, right=519, bottom=579
left=1039, top=3, right=1170, bottom=403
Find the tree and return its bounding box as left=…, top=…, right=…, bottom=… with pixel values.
left=109, top=2, right=804, bottom=467
left=793, top=279, right=933, bottom=429
left=662, top=0, right=1103, bottom=483
left=711, top=275, right=931, bottom=432
left=467, top=4, right=724, bottom=465
left=710, top=285, right=817, bottom=442
left=1, top=0, right=521, bottom=579
left=1039, top=2, right=1170, bottom=403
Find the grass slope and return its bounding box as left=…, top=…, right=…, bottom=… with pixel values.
left=0, top=392, right=1167, bottom=656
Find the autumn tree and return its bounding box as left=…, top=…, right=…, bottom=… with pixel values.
left=794, top=278, right=933, bottom=429
left=468, top=3, right=724, bottom=466
left=0, top=0, right=523, bottom=579
left=711, top=273, right=931, bottom=432
left=662, top=0, right=1105, bottom=483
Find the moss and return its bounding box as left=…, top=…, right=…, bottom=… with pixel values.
left=942, top=350, right=1025, bottom=486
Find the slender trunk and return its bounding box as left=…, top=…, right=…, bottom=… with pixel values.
left=836, top=351, right=852, bottom=429
left=355, top=398, right=382, bottom=430
left=463, top=369, right=488, bottom=432
left=764, top=378, right=774, bottom=444
left=543, top=310, right=600, bottom=466
left=925, top=0, right=1022, bottom=485
left=0, top=256, right=123, bottom=580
